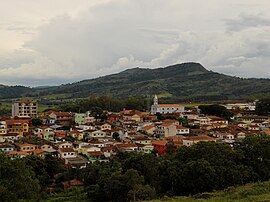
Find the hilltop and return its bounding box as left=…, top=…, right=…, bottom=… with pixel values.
left=1, top=62, right=270, bottom=102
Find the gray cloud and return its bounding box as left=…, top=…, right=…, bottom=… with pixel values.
left=0, top=0, right=269, bottom=86
left=225, top=14, right=270, bottom=31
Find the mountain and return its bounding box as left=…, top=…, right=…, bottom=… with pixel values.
left=1, top=62, right=270, bottom=102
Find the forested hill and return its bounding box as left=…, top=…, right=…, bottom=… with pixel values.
left=0, top=85, right=33, bottom=99
left=1, top=62, right=270, bottom=101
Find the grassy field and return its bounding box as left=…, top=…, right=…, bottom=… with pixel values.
left=150, top=181, right=270, bottom=202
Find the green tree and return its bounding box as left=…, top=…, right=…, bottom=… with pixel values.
left=0, top=153, right=40, bottom=201
left=256, top=98, right=270, bottom=116
left=199, top=104, right=233, bottom=120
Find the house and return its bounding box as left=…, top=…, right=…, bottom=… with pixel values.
left=141, top=125, right=156, bottom=135
left=39, top=144, right=54, bottom=151
left=0, top=121, right=7, bottom=135
left=78, top=145, right=101, bottom=154
left=32, top=149, right=49, bottom=158
left=17, top=143, right=38, bottom=152
left=64, top=156, right=88, bottom=168
left=142, top=115, right=157, bottom=122
left=163, top=119, right=180, bottom=125
left=251, top=120, right=268, bottom=128
left=132, top=136, right=152, bottom=145
left=49, top=112, right=72, bottom=126
left=182, top=136, right=216, bottom=147
left=107, top=113, right=122, bottom=124
left=151, top=95, right=184, bottom=114
left=102, top=146, right=116, bottom=155
left=58, top=148, right=77, bottom=159
left=8, top=151, right=30, bottom=158
left=74, top=113, right=86, bottom=125
left=0, top=143, right=15, bottom=152
left=69, top=130, right=84, bottom=140
left=151, top=140, right=167, bottom=155
left=237, top=122, right=248, bottom=128
left=89, top=139, right=105, bottom=148
left=6, top=119, right=29, bottom=135
left=155, top=123, right=177, bottom=137
left=57, top=142, right=73, bottom=149
left=87, top=130, right=106, bottom=138
left=88, top=151, right=104, bottom=160
left=208, top=116, right=228, bottom=125
left=136, top=144, right=154, bottom=154
left=237, top=116, right=268, bottom=125
left=116, top=143, right=138, bottom=152
left=193, top=116, right=211, bottom=125
left=1, top=133, right=23, bottom=142
left=96, top=123, right=112, bottom=131
left=176, top=125, right=190, bottom=135
left=123, top=114, right=142, bottom=122
left=38, top=131, right=55, bottom=141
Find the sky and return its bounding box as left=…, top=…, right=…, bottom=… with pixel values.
left=0, top=0, right=269, bottom=86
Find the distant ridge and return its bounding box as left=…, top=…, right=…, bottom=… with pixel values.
left=1, top=62, right=270, bottom=101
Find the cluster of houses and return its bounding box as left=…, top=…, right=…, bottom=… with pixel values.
left=0, top=96, right=269, bottom=168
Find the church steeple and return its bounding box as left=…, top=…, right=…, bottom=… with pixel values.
left=153, top=95, right=158, bottom=106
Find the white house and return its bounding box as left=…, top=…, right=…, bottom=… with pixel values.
left=176, top=125, right=190, bottom=135
left=58, top=148, right=77, bottom=159
left=151, top=95, right=184, bottom=114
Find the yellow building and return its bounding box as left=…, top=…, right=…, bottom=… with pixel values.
left=6, top=120, right=29, bottom=135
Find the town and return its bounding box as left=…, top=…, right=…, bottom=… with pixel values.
left=0, top=96, right=268, bottom=167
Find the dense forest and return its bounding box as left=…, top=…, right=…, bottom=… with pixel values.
left=2, top=135, right=270, bottom=202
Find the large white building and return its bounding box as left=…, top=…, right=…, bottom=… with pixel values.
left=12, top=98, right=38, bottom=117
left=150, top=95, right=185, bottom=115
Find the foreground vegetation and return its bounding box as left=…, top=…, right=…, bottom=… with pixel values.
left=2, top=135, right=270, bottom=201
left=37, top=180, right=270, bottom=202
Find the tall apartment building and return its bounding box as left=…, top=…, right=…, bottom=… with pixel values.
left=12, top=98, right=38, bottom=117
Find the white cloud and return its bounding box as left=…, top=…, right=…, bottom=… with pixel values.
left=0, top=0, right=269, bottom=86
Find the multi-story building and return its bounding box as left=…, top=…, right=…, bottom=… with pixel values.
left=12, top=98, right=38, bottom=117
left=6, top=120, right=29, bottom=135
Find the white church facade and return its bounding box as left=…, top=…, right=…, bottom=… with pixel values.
left=150, top=95, right=185, bottom=115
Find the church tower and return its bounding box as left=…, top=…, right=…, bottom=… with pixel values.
left=151, top=95, right=158, bottom=114
left=153, top=95, right=158, bottom=106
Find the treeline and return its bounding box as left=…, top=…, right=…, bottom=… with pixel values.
left=56, top=96, right=150, bottom=113
left=2, top=135, right=270, bottom=201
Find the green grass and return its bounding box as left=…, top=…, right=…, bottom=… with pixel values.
left=182, top=103, right=211, bottom=107
left=0, top=102, right=12, bottom=109
left=150, top=181, right=270, bottom=202
left=38, top=104, right=56, bottom=113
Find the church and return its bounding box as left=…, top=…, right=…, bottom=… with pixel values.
left=150, top=95, right=185, bottom=115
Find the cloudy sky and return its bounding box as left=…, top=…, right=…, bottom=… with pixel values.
left=0, top=0, right=269, bottom=86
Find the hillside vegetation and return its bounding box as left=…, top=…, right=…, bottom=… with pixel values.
left=1, top=63, right=270, bottom=102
